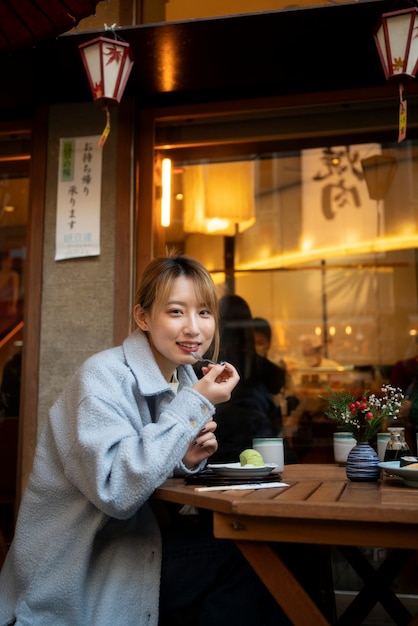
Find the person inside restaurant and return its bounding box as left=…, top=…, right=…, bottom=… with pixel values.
left=0, top=253, right=19, bottom=318
left=253, top=316, right=274, bottom=359
left=299, top=334, right=340, bottom=371
left=397, top=370, right=418, bottom=455
left=390, top=335, right=418, bottom=394
left=253, top=317, right=299, bottom=423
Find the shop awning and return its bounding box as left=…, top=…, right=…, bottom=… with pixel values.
left=0, top=0, right=104, bottom=54
left=2, top=0, right=418, bottom=114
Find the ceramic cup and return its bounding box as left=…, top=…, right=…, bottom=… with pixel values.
left=377, top=432, right=391, bottom=462
left=252, top=437, right=284, bottom=472
left=333, top=432, right=356, bottom=465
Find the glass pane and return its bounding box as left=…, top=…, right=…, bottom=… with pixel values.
left=0, top=130, right=29, bottom=542
left=0, top=132, right=28, bottom=412
left=159, top=136, right=418, bottom=462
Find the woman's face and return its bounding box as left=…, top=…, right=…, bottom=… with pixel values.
left=135, top=275, right=216, bottom=381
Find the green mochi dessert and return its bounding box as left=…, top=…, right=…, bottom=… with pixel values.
left=239, top=449, right=264, bottom=467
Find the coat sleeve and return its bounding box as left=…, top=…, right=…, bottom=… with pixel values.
left=59, top=385, right=214, bottom=520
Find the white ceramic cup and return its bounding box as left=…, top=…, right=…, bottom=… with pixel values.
left=377, top=432, right=391, bottom=462
left=252, top=437, right=284, bottom=472
left=333, top=432, right=356, bottom=465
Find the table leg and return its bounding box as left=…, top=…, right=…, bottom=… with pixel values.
left=235, top=540, right=331, bottom=626
left=337, top=547, right=414, bottom=626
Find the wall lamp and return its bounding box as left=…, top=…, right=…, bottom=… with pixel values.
left=161, top=158, right=172, bottom=228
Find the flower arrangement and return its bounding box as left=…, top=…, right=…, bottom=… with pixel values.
left=322, top=384, right=405, bottom=443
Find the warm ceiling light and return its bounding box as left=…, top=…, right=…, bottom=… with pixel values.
left=161, top=158, right=172, bottom=227
left=183, top=161, right=255, bottom=236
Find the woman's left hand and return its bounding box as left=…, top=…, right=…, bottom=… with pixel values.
left=183, top=418, right=218, bottom=469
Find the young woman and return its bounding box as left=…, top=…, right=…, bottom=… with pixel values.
left=0, top=255, right=287, bottom=626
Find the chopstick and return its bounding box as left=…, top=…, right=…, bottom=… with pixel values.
left=194, top=482, right=287, bottom=492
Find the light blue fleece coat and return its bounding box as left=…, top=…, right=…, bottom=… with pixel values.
left=0, top=329, right=215, bottom=625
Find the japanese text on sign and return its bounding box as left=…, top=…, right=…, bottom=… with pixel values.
left=55, top=136, right=102, bottom=260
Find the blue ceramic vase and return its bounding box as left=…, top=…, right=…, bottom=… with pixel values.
left=346, top=442, right=380, bottom=482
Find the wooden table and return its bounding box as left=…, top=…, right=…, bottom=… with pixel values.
left=154, top=464, right=418, bottom=626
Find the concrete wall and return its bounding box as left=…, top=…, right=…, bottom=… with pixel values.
left=38, top=103, right=119, bottom=432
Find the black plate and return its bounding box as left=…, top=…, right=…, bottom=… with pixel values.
left=185, top=469, right=282, bottom=486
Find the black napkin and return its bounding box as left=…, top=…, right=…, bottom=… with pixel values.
left=185, top=469, right=282, bottom=486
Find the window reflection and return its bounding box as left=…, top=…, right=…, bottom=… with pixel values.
left=0, top=130, right=28, bottom=542
left=0, top=134, right=28, bottom=339
left=161, top=139, right=418, bottom=377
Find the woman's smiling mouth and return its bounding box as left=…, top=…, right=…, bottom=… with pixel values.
left=177, top=342, right=200, bottom=354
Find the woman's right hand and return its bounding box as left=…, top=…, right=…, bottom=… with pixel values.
left=192, top=362, right=239, bottom=405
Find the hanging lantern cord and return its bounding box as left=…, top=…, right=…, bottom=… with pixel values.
left=104, top=22, right=129, bottom=44
left=104, top=23, right=117, bottom=37
left=97, top=24, right=121, bottom=147
left=398, top=82, right=407, bottom=143
left=98, top=106, right=111, bottom=148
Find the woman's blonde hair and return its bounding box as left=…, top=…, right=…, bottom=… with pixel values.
left=135, top=255, right=220, bottom=360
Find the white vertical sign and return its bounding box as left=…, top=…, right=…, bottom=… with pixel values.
left=55, top=136, right=102, bottom=260
left=301, top=143, right=381, bottom=251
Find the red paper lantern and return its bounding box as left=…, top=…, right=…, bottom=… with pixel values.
left=374, top=8, right=418, bottom=83
left=79, top=36, right=134, bottom=107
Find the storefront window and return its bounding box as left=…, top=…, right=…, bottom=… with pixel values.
left=161, top=139, right=418, bottom=371
left=0, top=129, right=28, bottom=541
left=0, top=131, right=28, bottom=413
left=155, top=106, right=418, bottom=462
